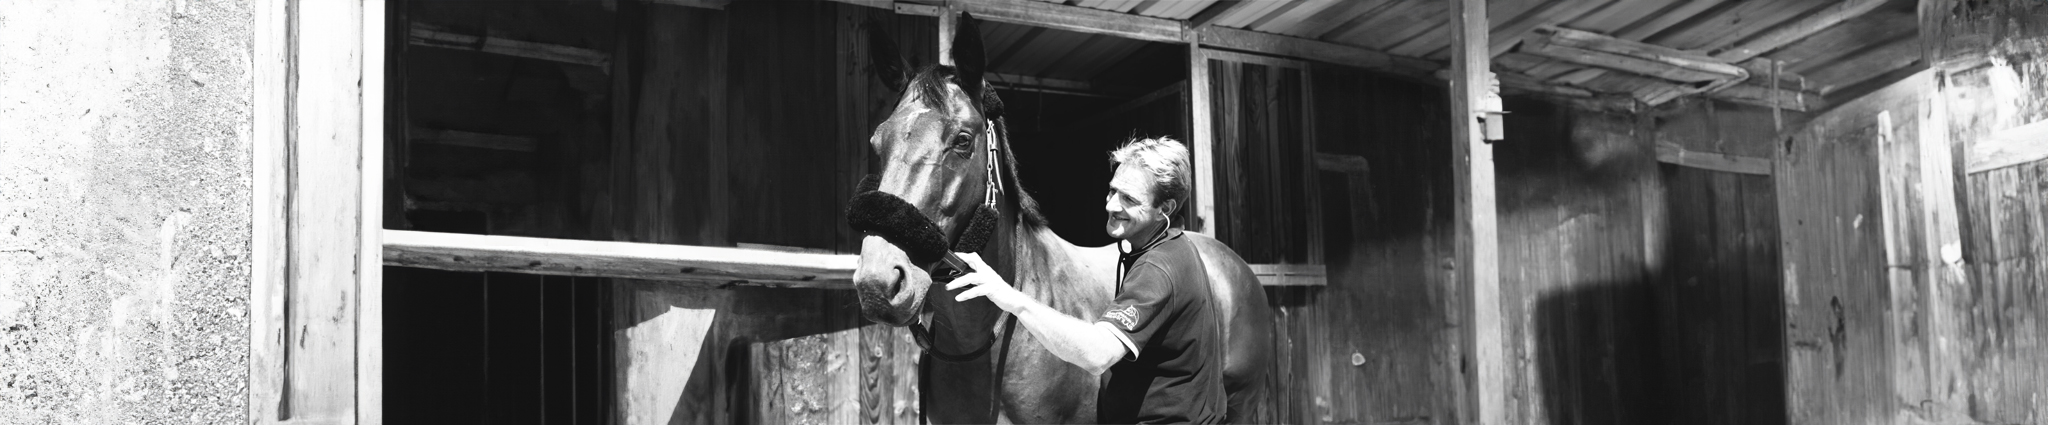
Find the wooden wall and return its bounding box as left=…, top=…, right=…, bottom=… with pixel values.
left=1280, top=65, right=1453, bottom=425
left=1650, top=100, right=1798, bottom=425
left=1931, top=4, right=2048, bottom=422
left=1295, top=63, right=1808, bottom=424
left=599, top=3, right=930, bottom=424
left=1777, top=75, right=1923, bottom=425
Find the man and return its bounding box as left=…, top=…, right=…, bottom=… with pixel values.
left=951, top=137, right=1225, bottom=424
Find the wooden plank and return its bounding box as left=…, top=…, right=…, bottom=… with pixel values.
left=986, top=72, right=1094, bottom=91
left=1711, top=0, right=1890, bottom=62
left=1519, top=26, right=1748, bottom=84
left=359, top=0, right=386, bottom=422
left=265, top=0, right=370, bottom=422
left=1187, top=0, right=1251, bottom=27
left=1446, top=1, right=1504, bottom=425
left=410, top=127, right=539, bottom=152
left=1251, top=263, right=1328, bottom=286
left=383, top=230, right=859, bottom=288
left=249, top=0, right=288, bottom=421
left=1201, top=48, right=1310, bottom=70
left=408, top=22, right=610, bottom=68
left=944, top=0, right=1182, bottom=43
left=1655, top=142, right=1774, bottom=175
left=1198, top=25, right=1438, bottom=77
left=1965, top=119, right=2048, bottom=173
left=1191, top=46, right=1217, bottom=233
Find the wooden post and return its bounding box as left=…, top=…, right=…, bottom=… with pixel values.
left=1445, top=0, right=1503, bottom=424
left=252, top=0, right=374, bottom=423
left=938, top=7, right=956, bottom=66
left=1188, top=39, right=1215, bottom=233
left=361, top=0, right=387, bottom=423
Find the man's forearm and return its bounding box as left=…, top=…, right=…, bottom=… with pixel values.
left=1011, top=301, right=1123, bottom=375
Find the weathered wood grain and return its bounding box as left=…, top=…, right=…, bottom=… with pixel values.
left=249, top=0, right=289, bottom=421
left=383, top=230, right=859, bottom=288
left=250, top=0, right=372, bottom=422
left=1520, top=26, right=1747, bottom=84
left=1965, top=118, right=2048, bottom=173
left=1656, top=141, right=1774, bottom=175
left=1447, top=1, right=1506, bottom=424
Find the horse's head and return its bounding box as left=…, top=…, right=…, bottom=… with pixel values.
left=849, top=14, right=1002, bottom=327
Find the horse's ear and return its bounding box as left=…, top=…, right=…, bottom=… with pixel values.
left=950, top=13, right=987, bottom=100
left=865, top=18, right=911, bottom=93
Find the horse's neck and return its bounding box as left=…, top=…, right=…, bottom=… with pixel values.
left=1001, top=224, right=1115, bottom=313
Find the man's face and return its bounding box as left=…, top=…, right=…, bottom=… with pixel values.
left=1104, top=163, right=1174, bottom=242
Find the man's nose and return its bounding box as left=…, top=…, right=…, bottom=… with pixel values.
left=1104, top=193, right=1118, bottom=213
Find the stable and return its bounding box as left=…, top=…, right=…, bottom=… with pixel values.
left=4, top=0, right=2046, bottom=424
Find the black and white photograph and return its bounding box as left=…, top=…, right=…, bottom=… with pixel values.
left=2, top=0, right=2045, bottom=424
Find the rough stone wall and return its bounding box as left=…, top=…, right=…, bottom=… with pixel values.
left=0, top=1, right=253, bottom=424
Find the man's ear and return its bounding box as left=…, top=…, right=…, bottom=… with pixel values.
left=1159, top=198, right=1181, bottom=220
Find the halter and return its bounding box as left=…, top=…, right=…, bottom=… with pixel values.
left=847, top=119, right=1011, bottom=362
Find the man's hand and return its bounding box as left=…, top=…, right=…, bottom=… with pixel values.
left=945, top=253, right=1032, bottom=313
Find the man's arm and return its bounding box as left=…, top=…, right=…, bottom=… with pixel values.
left=1008, top=299, right=1126, bottom=375
left=948, top=254, right=1126, bottom=375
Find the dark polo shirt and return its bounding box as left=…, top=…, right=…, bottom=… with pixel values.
left=1095, top=228, right=1224, bottom=424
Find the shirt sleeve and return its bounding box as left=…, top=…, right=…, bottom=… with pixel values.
left=1096, top=262, right=1176, bottom=360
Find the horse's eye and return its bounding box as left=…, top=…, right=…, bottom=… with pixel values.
left=949, top=131, right=973, bottom=153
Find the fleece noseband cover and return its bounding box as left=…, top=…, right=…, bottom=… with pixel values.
left=847, top=175, right=997, bottom=267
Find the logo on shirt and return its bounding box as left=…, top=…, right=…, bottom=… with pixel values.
left=1104, top=305, right=1140, bottom=331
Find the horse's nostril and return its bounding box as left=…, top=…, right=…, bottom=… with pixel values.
left=889, top=265, right=906, bottom=296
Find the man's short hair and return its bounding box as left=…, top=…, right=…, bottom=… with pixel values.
left=1109, top=137, right=1192, bottom=209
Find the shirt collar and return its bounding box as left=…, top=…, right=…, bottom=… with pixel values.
left=1119, top=225, right=1181, bottom=265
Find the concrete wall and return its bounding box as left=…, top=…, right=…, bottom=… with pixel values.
left=0, top=1, right=253, bottom=423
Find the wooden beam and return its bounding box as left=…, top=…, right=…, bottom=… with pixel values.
left=1249, top=264, right=1327, bottom=286
left=408, top=22, right=610, bottom=68
left=1198, top=25, right=1438, bottom=77
left=1965, top=119, right=2048, bottom=173
left=360, top=1, right=387, bottom=423
left=1655, top=142, right=1774, bottom=175
left=1710, top=0, right=1890, bottom=62
left=944, top=0, right=1184, bottom=43
left=410, top=127, right=540, bottom=152
left=1447, top=1, right=1504, bottom=425
left=890, top=0, right=1618, bottom=103
left=1519, top=25, right=1747, bottom=84
left=1186, top=0, right=1252, bottom=27
left=987, top=72, right=1093, bottom=92
left=383, top=230, right=859, bottom=288
left=1190, top=46, right=1216, bottom=233
left=249, top=0, right=287, bottom=421
left=251, top=0, right=372, bottom=422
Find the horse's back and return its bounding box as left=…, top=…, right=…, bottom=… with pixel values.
left=1182, top=233, right=1272, bottom=404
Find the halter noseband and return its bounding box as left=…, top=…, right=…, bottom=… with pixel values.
left=846, top=120, right=1009, bottom=361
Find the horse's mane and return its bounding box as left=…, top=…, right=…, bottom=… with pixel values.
left=906, top=65, right=1050, bottom=229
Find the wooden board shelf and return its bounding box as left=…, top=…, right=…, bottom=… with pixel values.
left=384, top=230, right=1324, bottom=287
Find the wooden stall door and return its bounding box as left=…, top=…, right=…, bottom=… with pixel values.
left=1659, top=166, right=1785, bottom=425
left=1775, top=76, right=1923, bottom=425
left=1199, top=50, right=1326, bottom=423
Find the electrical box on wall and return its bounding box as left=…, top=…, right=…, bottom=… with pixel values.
left=1478, top=72, right=1507, bottom=142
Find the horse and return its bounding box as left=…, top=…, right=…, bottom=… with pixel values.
left=846, top=13, right=1273, bottom=423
